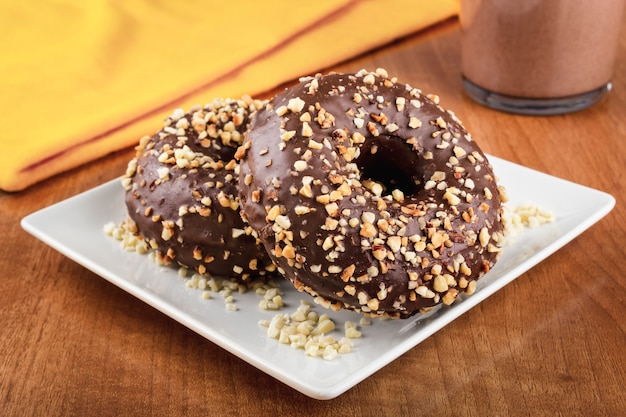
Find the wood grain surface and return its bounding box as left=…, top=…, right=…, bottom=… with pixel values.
left=2, top=18, right=625, bottom=417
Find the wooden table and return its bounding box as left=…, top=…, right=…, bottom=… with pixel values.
left=2, top=18, right=625, bottom=416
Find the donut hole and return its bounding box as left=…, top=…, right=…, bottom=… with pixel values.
left=355, top=136, right=423, bottom=197
left=196, top=138, right=238, bottom=162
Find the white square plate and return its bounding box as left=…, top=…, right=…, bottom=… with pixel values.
left=21, top=156, right=614, bottom=400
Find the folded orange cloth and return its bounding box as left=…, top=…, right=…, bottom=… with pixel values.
left=0, top=0, right=458, bottom=192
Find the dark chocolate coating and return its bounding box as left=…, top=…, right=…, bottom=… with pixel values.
left=238, top=70, right=505, bottom=318
left=124, top=97, right=274, bottom=281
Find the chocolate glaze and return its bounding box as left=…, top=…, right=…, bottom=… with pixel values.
left=124, top=97, right=275, bottom=281
left=238, top=70, right=505, bottom=318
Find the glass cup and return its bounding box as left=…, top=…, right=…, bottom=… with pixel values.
left=461, top=0, right=626, bottom=115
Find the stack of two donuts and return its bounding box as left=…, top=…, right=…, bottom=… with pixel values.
left=125, top=69, right=506, bottom=319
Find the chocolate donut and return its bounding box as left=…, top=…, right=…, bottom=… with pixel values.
left=237, top=69, right=505, bottom=318
left=123, top=97, right=275, bottom=281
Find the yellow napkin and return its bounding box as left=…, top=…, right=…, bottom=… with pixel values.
left=0, top=0, right=458, bottom=192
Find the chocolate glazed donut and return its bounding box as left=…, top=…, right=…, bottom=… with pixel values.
left=124, top=97, right=275, bottom=282
left=238, top=69, right=505, bottom=318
